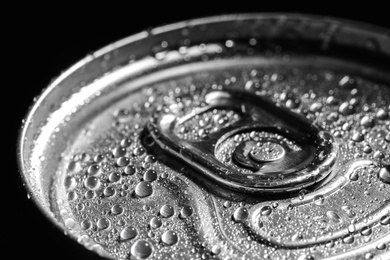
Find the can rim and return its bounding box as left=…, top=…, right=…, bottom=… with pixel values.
left=17, top=13, right=390, bottom=259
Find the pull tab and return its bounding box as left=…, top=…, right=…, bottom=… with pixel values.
left=145, top=90, right=338, bottom=194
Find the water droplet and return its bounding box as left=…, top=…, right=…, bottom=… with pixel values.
left=65, top=218, right=76, bottom=230
left=85, top=190, right=96, bottom=199
left=116, top=157, right=130, bottom=167
left=130, top=240, right=153, bottom=259
left=326, top=211, right=341, bottom=223
left=103, top=186, right=116, bottom=197
left=134, top=147, right=145, bottom=156
left=365, top=253, right=374, bottom=259
left=376, top=242, right=387, bottom=250
left=360, top=116, right=375, bottom=127
left=338, top=75, right=357, bottom=89
left=81, top=219, right=92, bottom=230
left=380, top=215, right=390, bottom=225
left=342, top=234, right=354, bottom=244
left=233, top=207, right=248, bottom=222
left=150, top=217, right=162, bottom=228
left=378, top=165, right=390, bottom=184
left=220, top=201, right=231, bottom=210
left=109, top=172, right=121, bottom=182
left=349, top=170, right=359, bottom=181
left=351, top=132, right=364, bottom=142
left=112, top=147, right=126, bottom=157
left=161, top=230, right=178, bottom=246
left=160, top=205, right=174, bottom=218
left=249, top=142, right=285, bottom=162
left=310, top=102, right=322, bottom=112
left=297, top=254, right=315, bottom=260
left=313, top=195, right=325, bottom=206
left=97, top=218, right=110, bottom=230
left=180, top=205, right=193, bottom=218
left=64, top=176, right=77, bottom=190
left=84, top=176, right=101, bottom=190
left=326, top=96, right=339, bottom=105
left=373, top=151, right=384, bottom=159
left=111, top=204, right=124, bottom=215
left=67, top=191, right=78, bottom=201
left=376, top=108, right=389, bottom=120
left=144, top=155, right=156, bottom=163
left=360, top=226, right=372, bottom=236
left=292, top=233, right=303, bottom=241
left=385, top=132, right=390, bottom=142
left=348, top=223, right=356, bottom=233
left=124, top=165, right=136, bottom=175
left=120, top=226, right=137, bottom=240
left=120, top=138, right=132, bottom=147
left=135, top=182, right=153, bottom=198
left=87, top=164, right=101, bottom=175
left=286, top=99, right=300, bottom=109
left=339, top=102, right=355, bottom=115
left=143, top=169, right=157, bottom=182
left=260, top=206, right=272, bottom=216
left=211, top=245, right=221, bottom=255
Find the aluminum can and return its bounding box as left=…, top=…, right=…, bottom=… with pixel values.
left=18, top=14, right=390, bottom=260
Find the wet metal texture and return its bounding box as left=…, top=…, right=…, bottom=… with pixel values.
left=18, top=14, right=390, bottom=260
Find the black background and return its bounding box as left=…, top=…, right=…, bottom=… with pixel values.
left=9, top=4, right=390, bottom=260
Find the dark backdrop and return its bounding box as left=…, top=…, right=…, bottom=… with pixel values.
left=9, top=4, right=390, bottom=260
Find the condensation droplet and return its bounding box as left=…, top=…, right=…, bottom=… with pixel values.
left=160, top=205, right=174, bottom=218
left=260, top=206, right=272, bottom=216
left=135, top=182, right=153, bottom=198
left=161, top=230, right=178, bottom=246
left=143, top=169, right=157, bottom=182
left=150, top=217, right=162, bottom=229
left=120, top=226, right=137, bottom=240
left=130, top=240, right=153, bottom=259
left=378, top=165, right=390, bottom=184
left=180, top=205, right=193, bottom=218
left=233, top=207, right=248, bottom=222
left=327, top=211, right=342, bottom=223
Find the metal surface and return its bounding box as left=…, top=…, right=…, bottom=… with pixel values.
left=18, top=14, right=390, bottom=259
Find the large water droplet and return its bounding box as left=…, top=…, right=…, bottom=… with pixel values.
left=376, top=242, right=387, bottom=250
left=339, top=102, right=355, bottom=115
left=143, top=169, right=157, bottom=182
left=326, top=211, right=341, bottom=223
left=116, top=157, right=130, bottom=167
left=380, top=215, right=390, bottom=225
left=160, top=205, right=174, bottom=218
left=150, top=217, right=162, bottom=229
left=97, top=218, right=110, bottom=230
left=124, top=165, right=136, bottom=175
left=112, top=147, right=126, bottom=157
left=84, top=176, right=101, bottom=190
left=111, top=204, right=124, bottom=215
left=161, top=230, right=178, bottom=246
left=260, top=206, right=272, bottom=216
left=120, top=226, right=137, bottom=240
left=64, top=176, right=77, bottom=190
left=338, top=75, right=357, bottom=89
left=360, top=226, right=372, bottom=236
left=180, top=205, right=193, bottom=218
left=135, top=182, right=153, bottom=198
left=87, top=164, right=101, bottom=175
left=313, top=195, right=325, bottom=206
left=233, top=207, right=248, bottom=222
left=342, top=234, right=354, bottom=244
left=378, top=165, right=390, bottom=184
left=130, top=240, right=153, bottom=259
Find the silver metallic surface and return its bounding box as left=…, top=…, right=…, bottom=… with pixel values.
left=18, top=14, right=390, bottom=259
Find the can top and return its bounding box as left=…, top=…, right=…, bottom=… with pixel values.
left=18, top=14, right=390, bottom=260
